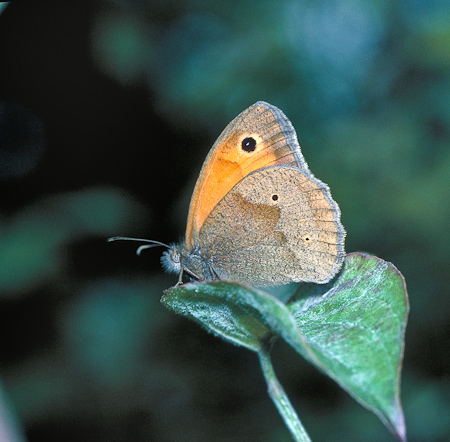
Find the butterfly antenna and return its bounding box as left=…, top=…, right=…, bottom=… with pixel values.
left=107, top=237, right=170, bottom=256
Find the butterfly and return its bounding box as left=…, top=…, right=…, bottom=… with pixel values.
left=110, top=101, right=345, bottom=287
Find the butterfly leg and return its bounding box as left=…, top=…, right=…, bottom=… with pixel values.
left=175, top=266, right=203, bottom=286
left=175, top=267, right=185, bottom=286
left=208, top=264, right=221, bottom=281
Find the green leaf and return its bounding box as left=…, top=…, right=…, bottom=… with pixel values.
left=288, top=253, right=408, bottom=441
left=161, top=281, right=308, bottom=353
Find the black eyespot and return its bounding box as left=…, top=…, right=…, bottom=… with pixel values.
left=271, top=194, right=279, bottom=202
left=241, top=137, right=256, bottom=152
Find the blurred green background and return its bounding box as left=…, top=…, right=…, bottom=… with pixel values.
left=0, top=1, right=449, bottom=441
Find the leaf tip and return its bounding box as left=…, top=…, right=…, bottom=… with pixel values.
left=386, top=404, right=407, bottom=442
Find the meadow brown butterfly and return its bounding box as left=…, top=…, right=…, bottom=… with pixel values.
left=110, top=101, right=345, bottom=286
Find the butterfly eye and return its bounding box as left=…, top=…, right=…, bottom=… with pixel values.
left=171, top=250, right=181, bottom=264
left=241, top=137, right=256, bottom=152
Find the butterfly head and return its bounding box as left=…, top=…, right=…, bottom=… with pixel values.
left=161, top=244, right=182, bottom=275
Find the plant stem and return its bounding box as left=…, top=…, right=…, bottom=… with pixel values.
left=258, top=345, right=312, bottom=442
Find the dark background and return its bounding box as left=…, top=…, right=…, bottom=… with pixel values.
left=0, top=1, right=449, bottom=441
